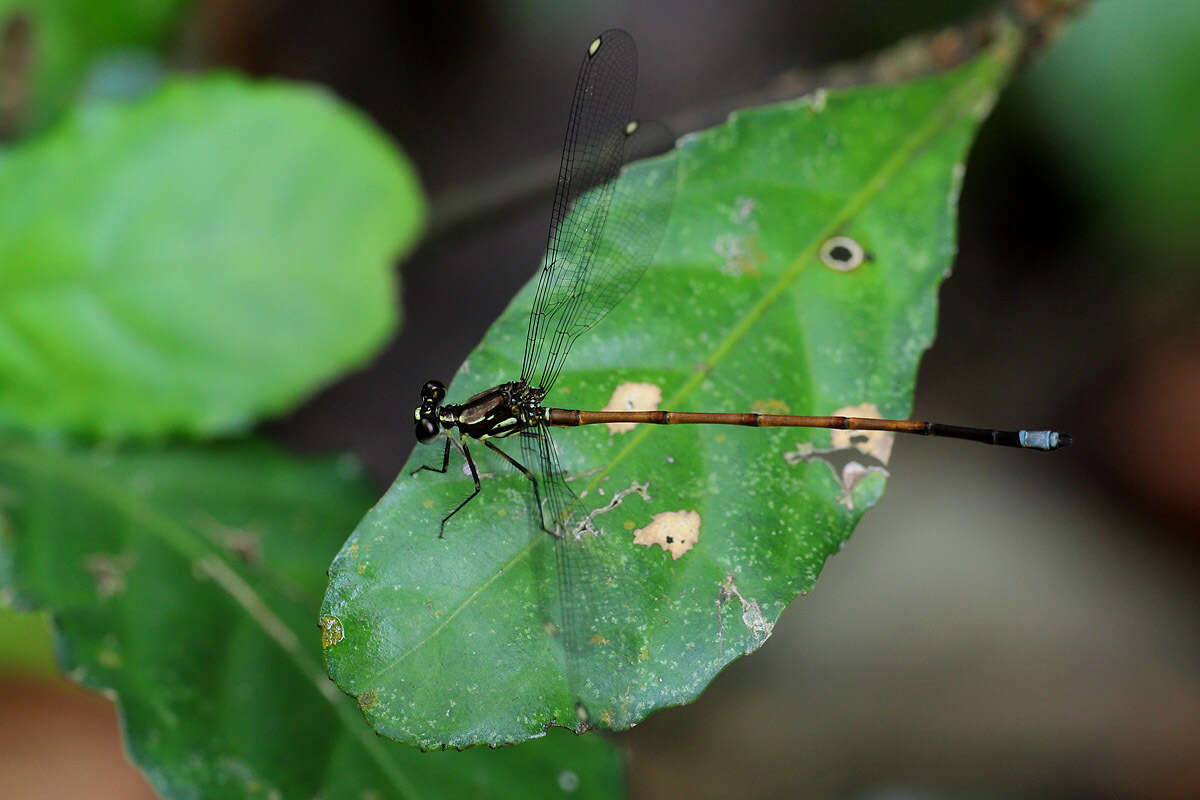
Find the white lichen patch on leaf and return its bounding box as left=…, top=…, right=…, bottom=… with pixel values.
left=836, top=461, right=889, bottom=511
left=633, top=510, right=700, bottom=559
left=718, top=575, right=773, bottom=643
left=602, top=382, right=662, bottom=434
left=832, top=402, right=894, bottom=464
left=713, top=233, right=765, bottom=276
left=572, top=482, right=649, bottom=538
left=713, top=195, right=764, bottom=276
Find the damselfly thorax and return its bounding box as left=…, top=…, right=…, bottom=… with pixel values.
left=416, top=380, right=548, bottom=443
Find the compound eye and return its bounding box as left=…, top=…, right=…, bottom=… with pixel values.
left=415, top=418, right=439, bottom=444
left=421, top=380, right=446, bottom=402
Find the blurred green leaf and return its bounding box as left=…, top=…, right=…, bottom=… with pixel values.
left=0, top=606, right=56, bottom=677
left=0, top=0, right=188, bottom=133
left=0, top=438, right=622, bottom=799
left=321, top=30, right=1019, bottom=747
left=0, top=75, right=423, bottom=437
left=1026, top=0, right=1200, bottom=262
left=77, top=50, right=168, bottom=106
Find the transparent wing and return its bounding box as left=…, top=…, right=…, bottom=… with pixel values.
left=532, top=127, right=677, bottom=393
left=518, top=423, right=651, bottom=727
left=521, top=29, right=676, bottom=392
left=517, top=426, right=588, bottom=700
left=516, top=28, right=676, bottom=726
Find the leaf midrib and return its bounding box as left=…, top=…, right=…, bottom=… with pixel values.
left=0, top=442, right=421, bottom=800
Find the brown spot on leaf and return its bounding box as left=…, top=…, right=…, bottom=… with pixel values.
left=832, top=402, right=894, bottom=464
left=633, top=510, right=700, bottom=559
left=318, top=616, right=344, bottom=649
left=602, top=382, right=662, bottom=434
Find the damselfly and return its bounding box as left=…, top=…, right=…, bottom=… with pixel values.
left=411, top=28, right=1069, bottom=726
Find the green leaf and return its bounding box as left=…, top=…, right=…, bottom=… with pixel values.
left=323, top=29, right=1021, bottom=749
left=0, top=75, right=423, bottom=437
left=0, top=606, right=56, bottom=677
left=0, top=0, right=188, bottom=132
left=0, top=439, right=622, bottom=799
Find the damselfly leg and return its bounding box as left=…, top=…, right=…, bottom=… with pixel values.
left=411, top=437, right=482, bottom=538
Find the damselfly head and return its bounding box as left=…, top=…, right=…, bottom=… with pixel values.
left=414, top=380, right=447, bottom=444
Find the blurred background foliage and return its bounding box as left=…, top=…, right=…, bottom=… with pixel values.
left=2, top=0, right=1198, bottom=798
left=1027, top=0, right=1200, bottom=269
left=0, top=0, right=188, bottom=133
left=0, top=74, right=421, bottom=435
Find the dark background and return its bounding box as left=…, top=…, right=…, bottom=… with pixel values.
left=5, top=1, right=1199, bottom=797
